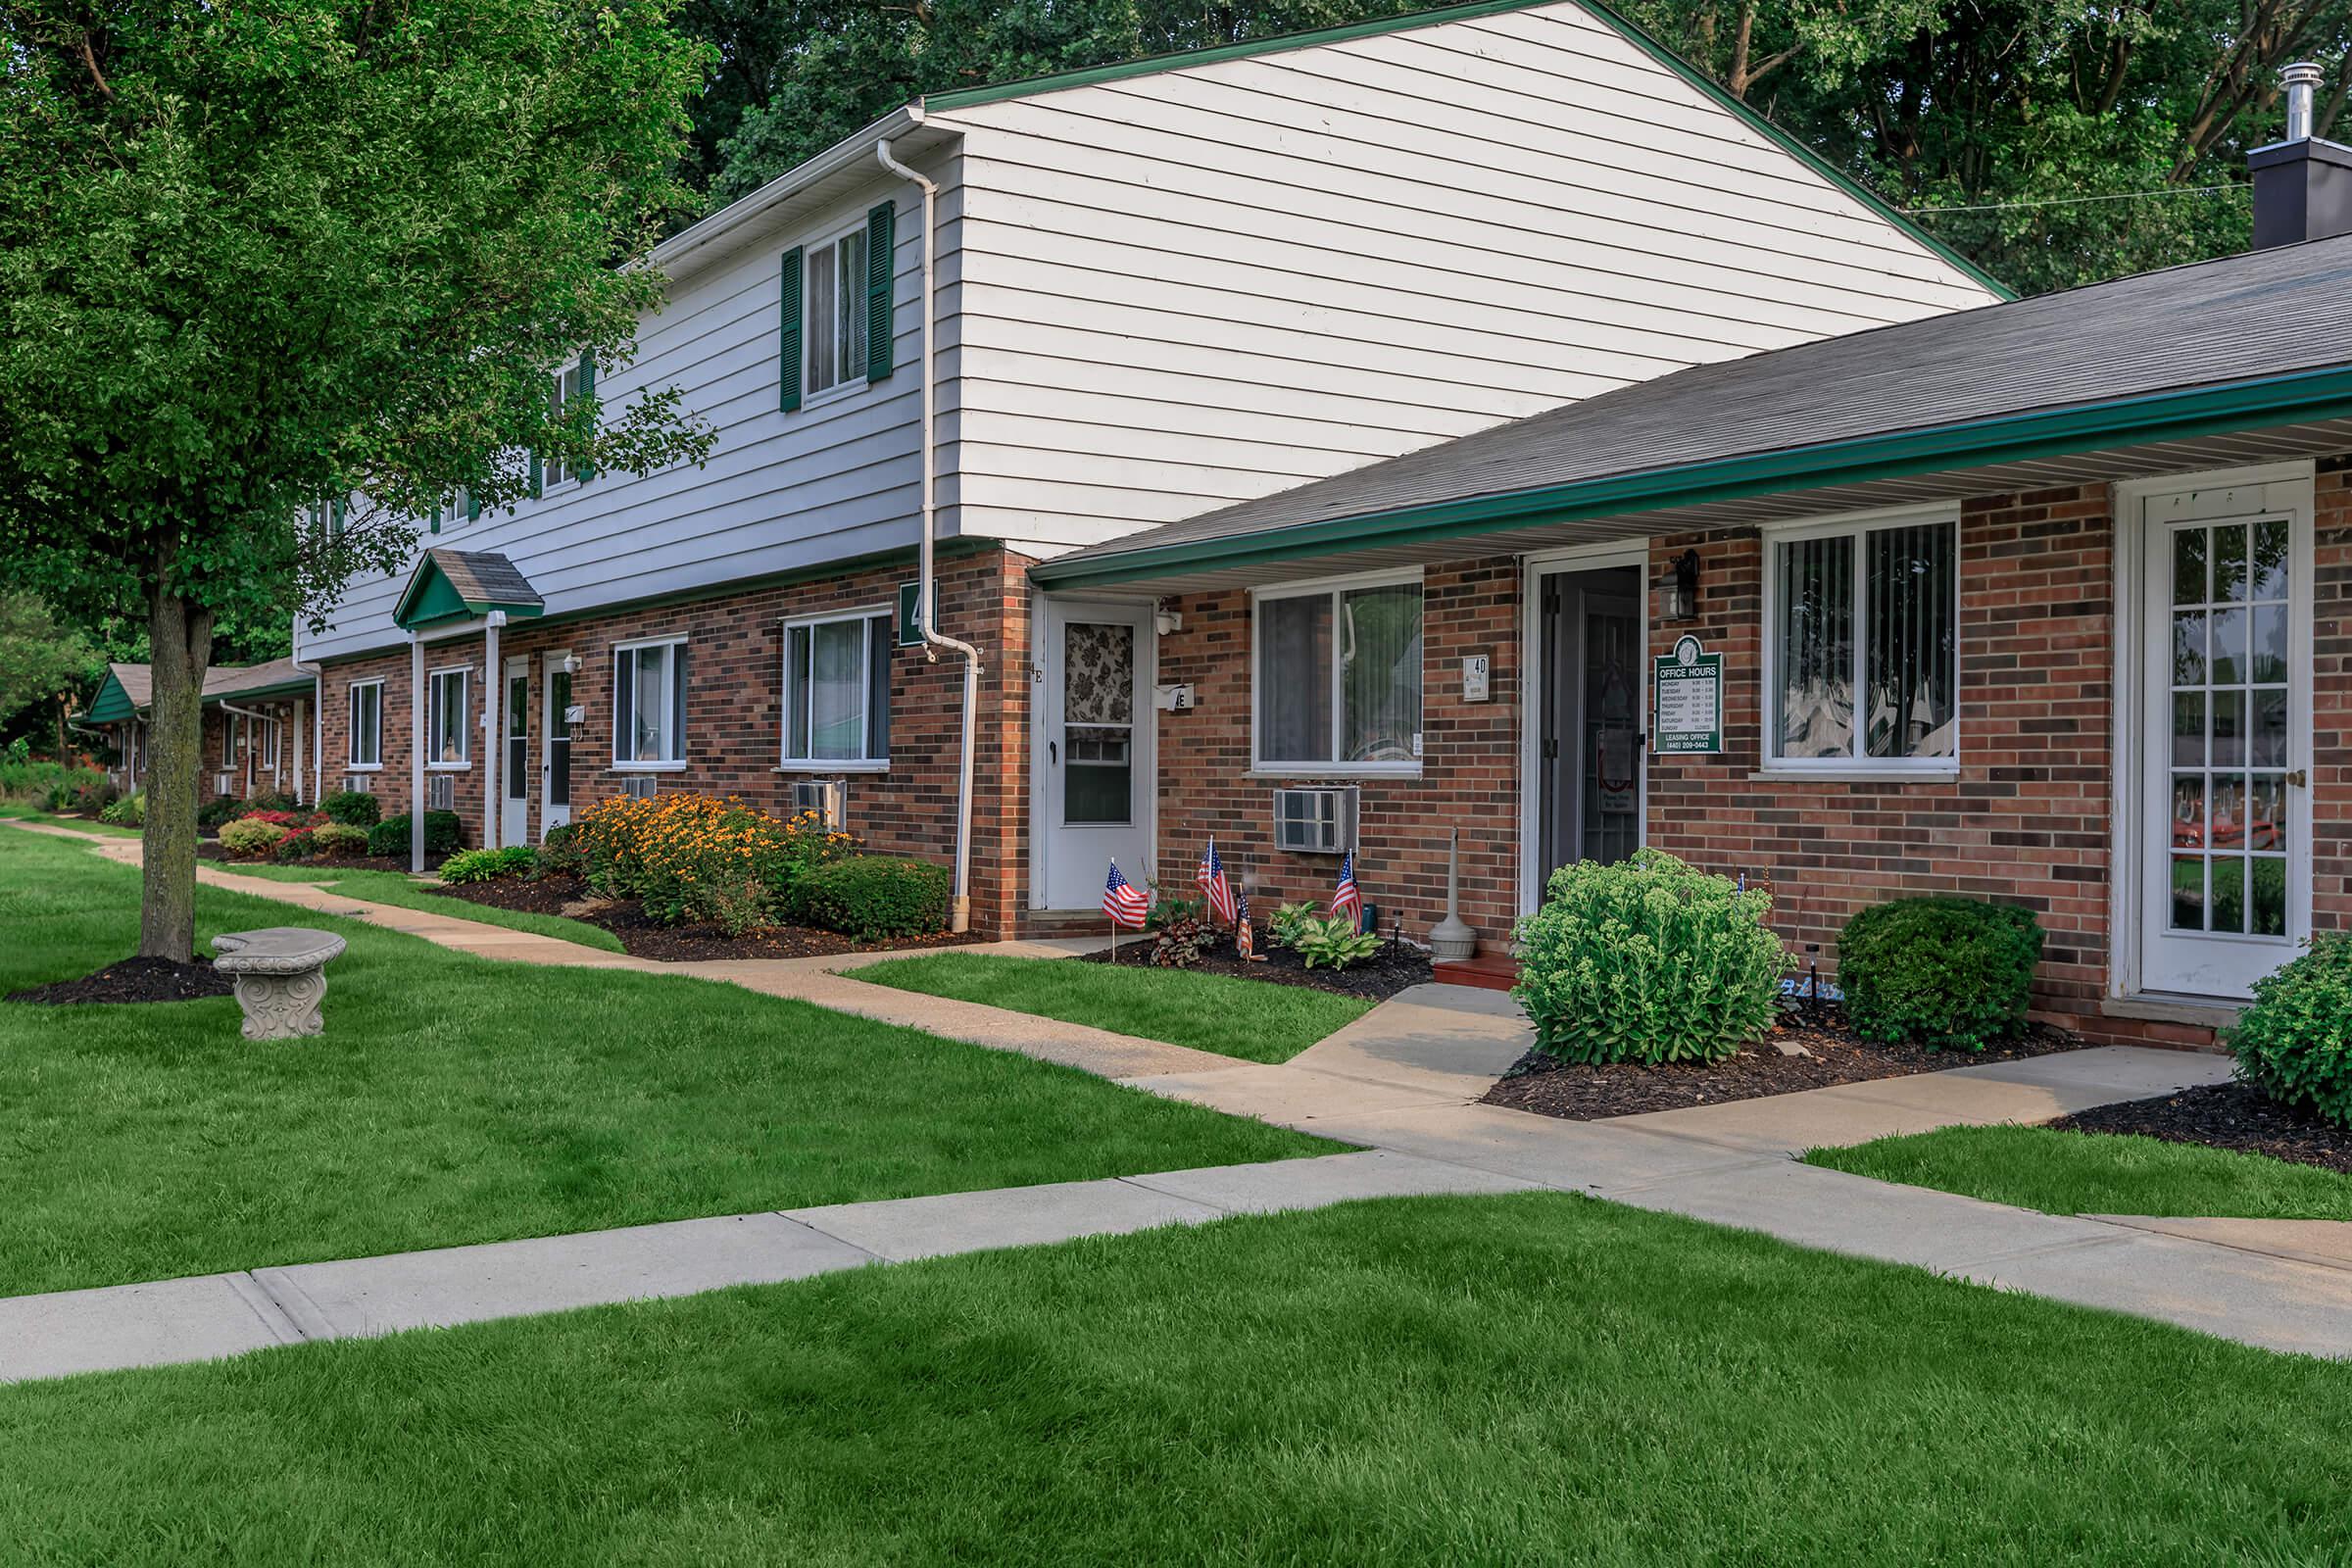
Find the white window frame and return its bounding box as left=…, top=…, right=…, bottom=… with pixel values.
left=545, top=363, right=585, bottom=488
left=801, top=221, right=870, bottom=405
left=779, top=608, right=893, bottom=773
left=426, top=665, right=472, bottom=769
left=1758, top=503, right=1963, bottom=779
left=1250, top=566, right=1425, bottom=778
left=348, top=680, right=384, bottom=769
left=220, top=712, right=244, bottom=768
left=612, top=635, right=688, bottom=771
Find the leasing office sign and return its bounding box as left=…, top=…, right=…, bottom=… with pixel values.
left=1651, top=634, right=1723, bottom=754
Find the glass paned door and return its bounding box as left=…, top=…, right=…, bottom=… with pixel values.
left=543, top=660, right=573, bottom=835
left=1039, top=602, right=1151, bottom=910
left=1061, top=622, right=1135, bottom=826
left=2140, top=494, right=2308, bottom=1000
left=503, top=661, right=530, bottom=846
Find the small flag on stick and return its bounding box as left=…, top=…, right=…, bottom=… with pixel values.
left=1103, top=859, right=1149, bottom=931
left=1331, top=850, right=1362, bottom=928
left=1198, top=836, right=1237, bottom=926
left=1237, top=892, right=1264, bottom=961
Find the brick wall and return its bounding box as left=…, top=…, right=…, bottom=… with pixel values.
left=1151, top=557, right=1524, bottom=944
left=200, top=700, right=307, bottom=803
left=2314, top=457, right=2352, bottom=936
left=313, top=547, right=1035, bottom=931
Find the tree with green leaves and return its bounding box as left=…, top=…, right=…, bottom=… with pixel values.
left=0, top=594, right=96, bottom=760
left=0, top=0, right=717, bottom=962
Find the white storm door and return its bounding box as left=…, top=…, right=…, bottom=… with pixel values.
left=1038, top=601, right=1152, bottom=910
left=503, top=657, right=531, bottom=846
left=542, top=654, right=574, bottom=836
left=2137, top=484, right=2313, bottom=1000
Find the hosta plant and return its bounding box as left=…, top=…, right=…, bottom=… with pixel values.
left=1512, top=849, right=1787, bottom=1065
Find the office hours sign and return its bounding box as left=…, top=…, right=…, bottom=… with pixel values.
left=1651, top=635, right=1723, bottom=755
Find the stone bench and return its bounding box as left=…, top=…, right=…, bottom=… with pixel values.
left=211, top=928, right=347, bottom=1041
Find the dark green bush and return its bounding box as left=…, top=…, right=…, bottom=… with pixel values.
left=533, top=823, right=582, bottom=879
left=798, top=856, right=950, bottom=942
left=1512, top=849, right=1788, bottom=1065
left=2230, top=934, right=2352, bottom=1128
left=320, top=790, right=382, bottom=827
left=367, top=809, right=464, bottom=858
left=197, top=795, right=246, bottom=830
left=1838, top=897, right=2042, bottom=1052
left=439, top=846, right=536, bottom=883
left=246, top=790, right=298, bottom=814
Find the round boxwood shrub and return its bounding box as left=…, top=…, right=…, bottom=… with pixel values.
left=367, top=809, right=464, bottom=858
left=798, top=855, right=950, bottom=942
left=1511, top=849, right=1788, bottom=1065
left=2230, top=934, right=2352, bottom=1128
left=217, top=817, right=289, bottom=859
left=320, top=789, right=382, bottom=827
left=1837, top=897, right=2041, bottom=1052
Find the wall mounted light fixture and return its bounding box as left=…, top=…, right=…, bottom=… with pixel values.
left=1669, top=550, right=1701, bottom=621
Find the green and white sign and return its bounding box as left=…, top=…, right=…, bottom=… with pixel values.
left=897, top=579, right=926, bottom=648
left=1652, top=634, right=1723, bottom=754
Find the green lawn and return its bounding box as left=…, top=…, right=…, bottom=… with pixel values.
left=1807, top=1122, right=2352, bottom=1219
left=4, top=1192, right=2349, bottom=1562
left=854, top=951, right=1372, bottom=1062
left=0, top=830, right=1329, bottom=1296
left=217, top=858, right=625, bottom=953
left=0, top=803, right=143, bottom=838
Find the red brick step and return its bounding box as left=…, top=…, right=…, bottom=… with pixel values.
left=1431, top=954, right=1518, bottom=992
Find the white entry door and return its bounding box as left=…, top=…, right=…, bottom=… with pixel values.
left=1037, top=600, right=1152, bottom=910
left=502, top=657, right=531, bottom=846
left=2135, top=472, right=2314, bottom=999
left=542, top=652, right=574, bottom=838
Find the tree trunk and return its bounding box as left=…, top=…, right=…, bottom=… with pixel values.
left=140, top=576, right=214, bottom=962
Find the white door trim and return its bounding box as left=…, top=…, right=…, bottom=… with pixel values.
left=540, top=649, right=573, bottom=838
left=2109, top=459, right=2316, bottom=1001
left=501, top=655, right=531, bottom=847
left=1028, top=594, right=1159, bottom=911
left=1519, top=544, right=1650, bottom=915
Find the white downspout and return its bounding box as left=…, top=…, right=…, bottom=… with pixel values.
left=410, top=632, right=426, bottom=872
left=879, top=127, right=980, bottom=934
left=292, top=655, right=323, bottom=805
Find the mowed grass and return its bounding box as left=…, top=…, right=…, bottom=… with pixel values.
left=854, top=951, right=1372, bottom=1062
left=0, top=831, right=1329, bottom=1295
left=217, top=858, right=625, bottom=953
left=6, top=1192, right=2352, bottom=1564
left=0, top=804, right=143, bottom=838
left=1808, top=1122, right=2352, bottom=1219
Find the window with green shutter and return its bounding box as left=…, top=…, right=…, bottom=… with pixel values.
left=864, top=201, right=895, bottom=383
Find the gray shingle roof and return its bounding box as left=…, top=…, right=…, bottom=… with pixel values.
left=1034, top=232, right=2352, bottom=580
left=428, top=549, right=544, bottom=612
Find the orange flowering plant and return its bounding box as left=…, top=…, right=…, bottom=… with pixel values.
left=573, top=794, right=856, bottom=935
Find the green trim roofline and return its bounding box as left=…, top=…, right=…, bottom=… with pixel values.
left=923, top=0, right=2010, bottom=302
left=1030, top=363, right=2352, bottom=589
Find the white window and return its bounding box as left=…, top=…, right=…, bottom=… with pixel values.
left=348, top=681, right=382, bottom=767
left=614, top=637, right=687, bottom=768
left=220, top=713, right=244, bottom=767
left=1253, top=572, right=1424, bottom=773
left=426, top=667, right=471, bottom=767
left=1765, top=508, right=1960, bottom=771
left=782, top=611, right=892, bottom=769
left=546, top=363, right=585, bottom=487
left=804, top=225, right=869, bottom=399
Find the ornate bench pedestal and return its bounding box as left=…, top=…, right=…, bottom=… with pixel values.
left=211, top=929, right=347, bottom=1041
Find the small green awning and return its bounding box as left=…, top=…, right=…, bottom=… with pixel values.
left=394, top=549, right=546, bottom=631
left=81, top=667, right=141, bottom=724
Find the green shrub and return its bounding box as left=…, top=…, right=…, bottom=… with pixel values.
left=320, top=790, right=382, bottom=827
left=533, top=823, right=583, bottom=879
left=367, top=810, right=464, bottom=858
left=2230, top=934, right=2352, bottom=1128
left=0, top=759, right=107, bottom=807
left=98, top=793, right=144, bottom=828
left=1292, top=915, right=1380, bottom=970
left=798, top=856, right=950, bottom=942
left=1838, top=897, right=2042, bottom=1052
left=1513, top=849, right=1788, bottom=1065
left=440, top=846, right=537, bottom=884
left=197, top=795, right=246, bottom=830
left=246, top=790, right=298, bottom=815
left=218, top=817, right=290, bottom=858
left=313, top=822, right=370, bottom=857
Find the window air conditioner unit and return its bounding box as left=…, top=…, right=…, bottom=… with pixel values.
left=1271, top=786, right=1358, bottom=856
left=343, top=772, right=373, bottom=795
left=426, top=774, right=456, bottom=811
left=212, top=771, right=235, bottom=798
left=787, top=778, right=845, bottom=828
left=621, top=773, right=660, bottom=801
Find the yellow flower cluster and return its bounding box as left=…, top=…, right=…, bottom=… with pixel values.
left=575, top=792, right=857, bottom=934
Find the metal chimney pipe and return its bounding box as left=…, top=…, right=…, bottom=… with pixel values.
left=2284, top=62, right=2324, bottom=141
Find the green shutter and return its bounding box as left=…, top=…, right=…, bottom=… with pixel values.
left=577, top=354, right=597, bottom=481
left=330, top=499, right=346, bottom=536
left=529, top=449, right=542, bottom=499
left=778, top=246, right=804, bottom=413
left=467, top=486, right=481, bottom=522
left=429, top=506, right=442, bottom=535
left=865, top=203, right=895, bottom=383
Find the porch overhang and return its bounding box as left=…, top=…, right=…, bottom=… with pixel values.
left=395, top=549, right=546, bottom=632
left=1028, top=368, right=2352, bottom=597
left=80, top=669, right=139, bottom=724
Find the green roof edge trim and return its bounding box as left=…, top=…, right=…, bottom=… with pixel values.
left=922, top=0, right=2010, bottom=301
left=212, top=678, right=318, bottom=705
left=925, top=0, right=1553, bottom=110
left=1030, top=363, right=2352, bottom=588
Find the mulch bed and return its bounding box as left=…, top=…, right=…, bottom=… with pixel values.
left=429, top=873, right=982, bottom=962
left=1483, top=1004, right=2082, bottom=1121
left=6, top=956, right=234, bottom=1006
left=1083, top=936, right=1433, bottom=1002
left=2050, top=1082, right=2352, bottom=1177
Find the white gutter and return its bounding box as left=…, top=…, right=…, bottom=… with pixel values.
left=653, top=106, right=921, bottom=286
left=878, top=126, right=981, bottom=935
left=291, top=655, right=322, bottom=805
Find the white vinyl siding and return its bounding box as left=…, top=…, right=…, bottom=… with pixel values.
left=426, top=667, right=470, bottom=766
left=614, top=637, right=688, bottom=768
left=782, top=611, right=892, bottom=769
left=348, top=681, right=383, bottom=767
left=1253, top=571, right=1423, bottom=774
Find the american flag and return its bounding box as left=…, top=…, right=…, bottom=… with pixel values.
left=1331, top=850, right=1361, bottom=926
left=1236, top=892, right=1259, bottom=960
left=1198, top=836, right=1237, bottom=925
left=1102, top=860, right=1149, bottom=929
